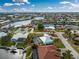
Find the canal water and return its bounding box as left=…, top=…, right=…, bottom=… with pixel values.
left=0, top=20, right=32, bottom=59
left=0, top=49, right=23, bottom=59
left=1, top=20, right=32, bottom=28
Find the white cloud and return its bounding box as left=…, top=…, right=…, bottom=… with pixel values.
left=11, top=8, right=32, bottom=12
left=20, top=3, right=25, bottom=5
left=31, top=4, right=35, bottom=7
left=0, top=7, right=7, bottom=12
left=13, top=0, right=30, bottom=4
left=14, top=3, right=25, bottom=6
left=59, top=6, right=67, bottom=9
left=12, top=8, right=19, bottom=12
left=23, top=0, right=30, bottom=4
left=3, top=3, right=25, bottom=6
left=47, top=7, right=53, bottom=9
left=60, top=1, right=70, bottom=4
left=4, top=3, right=13, bottom=6
left=21, top=8, right=26, bottom=11
left=60, top=1, right=79, bottom=9
left=14, top=3, right=21, bottom=6
left=60, top=1, right=71, bottom=4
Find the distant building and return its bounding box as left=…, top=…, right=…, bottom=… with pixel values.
left=11, top=32, right=29, bottom=42
left=44, top=24, right=55, bottom=30
left=34, top=17, right=44, bottom=20
left=65, top=25, right=79, bottom=30
left=56, top=25, right=64, bottom=29
left=74, top=37, right=79, bottom=45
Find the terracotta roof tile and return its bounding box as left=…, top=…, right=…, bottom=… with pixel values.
left=38, top=45, right=61, bottom=59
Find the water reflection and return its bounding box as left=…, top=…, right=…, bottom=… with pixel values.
left=0, top=49, right=23, bottom=59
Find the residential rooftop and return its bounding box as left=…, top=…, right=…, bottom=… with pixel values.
left=38, top=45, right=61, bottom=59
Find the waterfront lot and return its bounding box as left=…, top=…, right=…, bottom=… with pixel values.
left=0, top=49, right=23, bottom=59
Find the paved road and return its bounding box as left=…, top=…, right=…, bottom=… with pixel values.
left=56, top=32, right=79, bottom=59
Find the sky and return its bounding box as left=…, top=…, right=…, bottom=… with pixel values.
left=0, top=0, right=79, bottom=12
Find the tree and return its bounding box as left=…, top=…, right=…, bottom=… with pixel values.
left=62, top=50, right=74, bottom=59
left=65, top=29, right=72, bottom=39
left=1, top=33, right=13, bottom=46
left=25, top=33, right=34, bottom=45
left=72, top=30, right=77, bottom=39
left=37, top=23, right=44, bottom=31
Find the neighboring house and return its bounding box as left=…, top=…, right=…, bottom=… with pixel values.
left=71, top=30, right=79, bottom=34
left=55, top=25, right=64, bottom=29
left=26, top=24, right=33, bottom=28
left=11, top=32, right=29, bottom=42
left=0, top=32, right=7, bottom=38
left=65, top=25, right=79, bottom=30
left=74, top=37, right=79, bottom=45
left=44, top=25, right=55, bottom=30
left=38, top=45, right=61, bottom=59
left=16, top=38, right=26, bottom=42
left=74, top=37, right=79, bottom=41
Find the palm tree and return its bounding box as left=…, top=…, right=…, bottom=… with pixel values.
left=37, top=23, right=44, bottom=31
left=1, top=33, right=13, bottom=46
left=65, top=29, right=72, bottom=40
left=62, top=50, right=74, bottom=59
left=25, top=33, right=34, bottom=45
left=72, top=30, right=77, bottom=39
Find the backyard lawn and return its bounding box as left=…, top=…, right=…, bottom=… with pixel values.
left=16, top=43, right=26, bottom=48
left=53, top=38, right=65, bottom=48
left=26, top=46, right=32, bottom=59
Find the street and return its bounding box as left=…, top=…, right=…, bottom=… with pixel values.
left=56, top=32, right=79, bottom=59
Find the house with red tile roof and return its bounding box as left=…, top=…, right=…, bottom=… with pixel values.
left=38, top=45, right=61, bottom=59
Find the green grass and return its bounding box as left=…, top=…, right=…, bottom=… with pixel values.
left=0, top=39, right=15, bottom=47
left=16, top=43, right=26, bottom=48
left=53, top=38, right=65, bottom=48
left=34, top=29, right=43, bottom=32
left=7, top=42, right=16, bottom=47
left=26, top=47, right=32, bottom=59
left=0, top=39, right=1, bottom=46
left=68, top=40, right=79, bottom=53
left=55, top=29, right=65, bottom=32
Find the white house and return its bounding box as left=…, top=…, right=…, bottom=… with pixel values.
left=44, top=25, right=55, bottom=30
left=0, top=32, right=7, bottom=38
